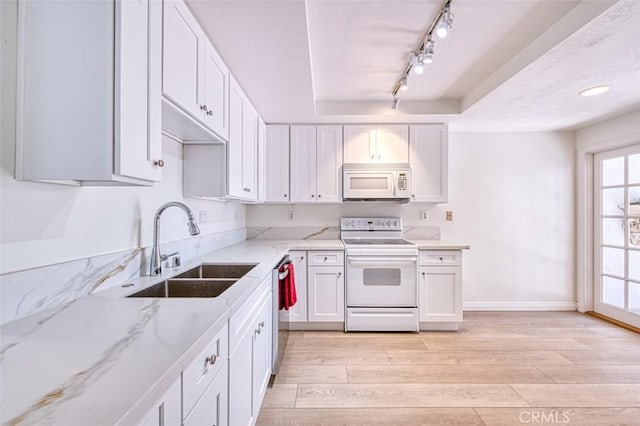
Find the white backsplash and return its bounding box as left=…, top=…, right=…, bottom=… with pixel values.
left=0, top=228, right=246, bottom=325
left=246, top=225, right=440, bottom=241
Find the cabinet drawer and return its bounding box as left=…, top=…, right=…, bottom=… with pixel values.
left=419, top=250, right=461, bottom=266
left=307, top=251, right=344, bottom=266
left=182, top=325, right=229, bottom=418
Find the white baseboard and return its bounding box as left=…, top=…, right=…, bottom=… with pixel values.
left=463, top=301, right=578, bottom=311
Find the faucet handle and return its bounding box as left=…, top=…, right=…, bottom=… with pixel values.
left=160, top=251, right=179, bottom=261
left=160, top=252, right=181, bottom=269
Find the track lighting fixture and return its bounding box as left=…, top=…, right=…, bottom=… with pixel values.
left=435, top=5, right=453, bottom=38
left=391, top=0, right=453, bottom=106
left=399, top=75, right=409, bottom=91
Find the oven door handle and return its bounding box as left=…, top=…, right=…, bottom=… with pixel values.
left=348, top=257, right=417, bottom=263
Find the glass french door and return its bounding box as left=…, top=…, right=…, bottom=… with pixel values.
left=594, top=144, right=640, bottom=328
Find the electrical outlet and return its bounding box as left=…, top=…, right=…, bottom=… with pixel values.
left=288, top=210, right=294, bottom=220
left=446, top=211, right=453, bottom=221
left=198, top=210, right=208, bottom=225
left=420, top=210, right=429, bottom=221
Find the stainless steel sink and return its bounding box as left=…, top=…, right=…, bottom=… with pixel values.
left=126, top=263, right=257, bottom=298
left=127, top=279, right=236, bottom=298
left=173, top=264, right=257, bottom=279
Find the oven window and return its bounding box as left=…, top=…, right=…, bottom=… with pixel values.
left=363, top=269, right=401, bottom=286
left=350, top=177, right=389, bottom=190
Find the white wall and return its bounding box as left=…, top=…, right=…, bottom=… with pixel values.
left=248, top=131, right=577, bottom=309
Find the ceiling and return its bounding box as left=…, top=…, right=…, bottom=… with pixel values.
left=187, top=0, right=640, bottom=131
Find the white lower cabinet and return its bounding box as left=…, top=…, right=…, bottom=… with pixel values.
left=229, top=278, right=272, bottom=425
left=279, top=251, right=308, bottom=323
left=308, top=266, right=345, bottom=322
left=280, top=251, right=345, bottom=327
left=183, top=365, right=228, bottom=426
left=137, top=379, right=181, bottom=426
left=419, top=250, right=463, bottom=329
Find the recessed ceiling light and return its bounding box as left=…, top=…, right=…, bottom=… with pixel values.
left=579, top=85, right=610, bottom=97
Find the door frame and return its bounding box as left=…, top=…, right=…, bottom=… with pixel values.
left=576, top=135, right=640, bottom=314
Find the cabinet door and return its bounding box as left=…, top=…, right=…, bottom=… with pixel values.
left=227, top=79, right=244, bottom=198
left=409, top=124, right=448, bottom=203
left=228, top=327, right=254, bottom=426
left=137, top=379, right=181, bottom=426
left=115, top=0, right=162, bottom=182
left=242, top=102, right=258, bottom=199
left=162, top=0, right=201, bottom=118
left=183, top=365, right=229, bottom=426
left=262, top=125, right=290, bottom=203
left=316, top=125, right=343, bottom=203
left=343, top=125, right=374, bottom=163
left=308, top=266, right=345, bottom=322
left=376, top=125, right=409, bottom=163
left=252, top=294, right=272, bottom=418
left=201, top=40, right=229, bottom=140
left=419, top=266, right=462, bottom=323
left=290, top=126, right=317, bottom=203
left=280, top=251, right=308, bottom=323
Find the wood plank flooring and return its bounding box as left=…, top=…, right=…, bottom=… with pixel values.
left=257, top=312, right=640, bottom=425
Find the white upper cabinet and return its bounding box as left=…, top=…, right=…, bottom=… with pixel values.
left=260, top=125, right=290, bottom=203
left=227, top=77, right=258, bottom=201
left=409, top=124, right=448, bottom=203
left=162, top=0, right=229, bottom=142
left=316, top=125, right=343, bottom=203
left=17, top=0, right=163, bottom=185
left=343, top=125, right=409, bottom=164
left=290, top=125, right=343, bottom=203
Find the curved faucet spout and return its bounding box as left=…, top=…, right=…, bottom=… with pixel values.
left=150, top=202, right=200, bottom=276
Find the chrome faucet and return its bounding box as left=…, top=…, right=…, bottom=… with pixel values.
left=150, top=202, right=200, bottom=276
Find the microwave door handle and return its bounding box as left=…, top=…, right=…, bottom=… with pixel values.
left=392, top=173, right=397, bottom=197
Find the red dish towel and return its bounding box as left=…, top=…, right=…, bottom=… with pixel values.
left=279, top=262, right=297, bottom=310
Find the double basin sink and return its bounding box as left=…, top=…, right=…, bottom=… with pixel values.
left=127, top=264, right=257, bottom=298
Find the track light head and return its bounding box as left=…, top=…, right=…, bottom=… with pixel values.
left=413, top=51, right=425, bottom=75
left=399, top=75, right=409, bottom=91
left=435, top=6, right=453, bottom=38
left=424, top=39, right=435, bottom=63
left=391, top=96, right=400, bottom=110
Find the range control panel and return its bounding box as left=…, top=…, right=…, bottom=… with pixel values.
left=340, top=217, right=402, bottom=231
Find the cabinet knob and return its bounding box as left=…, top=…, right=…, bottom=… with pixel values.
left=301, top=256, right=304, bottom=260
left=412, top=194, right=415, bottom=198
left=206, top=110, right=213, bottom=116
left=439, top=257, right=444, bottom=261
left=284, top=194, right=288, bottom=198
left=205, top=354, right=217, bottom=366
left=311, top=194, right=315, bottom=198
left=200, top=104, right=208, bottom=111
left=370, top=155, right=375, bottom=159
left=259, top=321, right=265, bottom=328
left=256, top=327, right=262, bottom=334
left=422, top=272, right=426, bottom=276
left=338, top=272, right=342, bottom=277
left=324, top=256, right=328, bottom=261
left=154, top=159, right=165, bottom=168
left=318, top=194, right=322, bottom=198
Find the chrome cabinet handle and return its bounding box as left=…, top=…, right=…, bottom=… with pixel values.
left=256, top=327, right=262, bottom=334
left=154, top=159, right=165, bottom=167
left=259, top=321, right=265, bottom=328
left=205, top=354, right=217, bottom=366
left=207, top=110, right=213, bottom=116
left=200, top=104, right=208, bottom=111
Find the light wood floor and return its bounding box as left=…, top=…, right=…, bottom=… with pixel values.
left=257, top=312, right=640, bottom=425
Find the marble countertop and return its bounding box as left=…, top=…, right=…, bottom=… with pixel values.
left=408, top=240, right=470, bottom=250
left=0, top=241, right=297, bottom=425
left=0, top=238, right=470, bottom=424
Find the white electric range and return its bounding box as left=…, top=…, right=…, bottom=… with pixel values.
left=341, top=217, right=419, bottom=332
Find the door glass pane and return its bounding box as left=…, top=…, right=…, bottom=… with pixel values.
left=603, top=276, right=625, bottom=308
left=629, top=154, right=640, bottom=185
left=630, top=250, right=640, bottom=281
left=602, top=247, right=625, bottom=277
left=630, top=282, right=640, bottom=313
left=602, top=156, right=625, bottom=186
left=603, top=218, right=625, bottom=246
left=602, top=188, right=625, bottom=216
left=350, top=177, right=389, bottom=190
left=630, top=186, right=640, bottom=216
left=629, top=219, right=640, bottom=248
left=363, top=269, right=400, bottom=286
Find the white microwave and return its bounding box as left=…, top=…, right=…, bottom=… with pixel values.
left=343, top=164, right=411, bottom=201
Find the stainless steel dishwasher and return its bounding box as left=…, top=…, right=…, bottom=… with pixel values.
left=271, top=255, right=291, bottom=376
